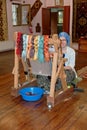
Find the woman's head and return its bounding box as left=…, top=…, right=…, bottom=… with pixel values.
left=59, top=32, right=70, bottom=48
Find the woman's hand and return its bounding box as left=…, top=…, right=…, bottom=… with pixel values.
left=64, top=66, right=72, bottom=70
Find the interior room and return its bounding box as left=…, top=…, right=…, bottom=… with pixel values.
left=0, top=0, right=87, bottom=130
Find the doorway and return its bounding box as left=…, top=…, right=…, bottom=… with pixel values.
left=42, top=6, right=70, bottom=35
left=50, top=8, right=64, bottom=35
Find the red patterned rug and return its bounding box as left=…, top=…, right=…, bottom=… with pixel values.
left=76, top=2, right=87, bottom=38
left=31, top=0, right=42, bottom=21
left=72, top=1, right=87, bottom=42
left=0, top=0, right=8, bottom=41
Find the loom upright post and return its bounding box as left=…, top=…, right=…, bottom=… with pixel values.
left=14, top=47, right=19, bottom=89
left=47, top=52, right=58, bottom=106
left=11, top=32, right=20, bottom=96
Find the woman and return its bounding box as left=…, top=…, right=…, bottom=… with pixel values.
left=58, top=32, right=76, bottom=85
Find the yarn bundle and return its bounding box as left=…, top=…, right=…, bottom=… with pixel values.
left=44, top=35, right=50, bottom=62
left=38, top=35, right=44, bottom=62
left=29, top=35, right=35, bottom=59
left=33, top=35, right=38, bottom=60
left=15, top=32, right=23, bottom=56
left=22, top=34, right=28, bottom=61
left=27, top=35, right=33, bottom=59
left=15, top=32, right=51, bottom=63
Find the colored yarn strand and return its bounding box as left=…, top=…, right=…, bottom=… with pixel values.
left=38, top=35, right=44, bottom=63
left=16, top=32, right=23, bottom=56
left=33, top=35, right=38, bottom=60
left=22, top=34, right=28, bottom=61
left=29, top=35, right=35, bottom=59
left=44, top=35, right=50, bottom=62
left=26, top=35, right=32, bottom=59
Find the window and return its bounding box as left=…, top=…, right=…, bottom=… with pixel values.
left=12, top=3, right=21, bottom=25
left=12, top=3, right=31, bottom=26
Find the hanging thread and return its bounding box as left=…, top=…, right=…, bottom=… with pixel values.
left=38, top=35, right=44, bottom=63
left=44, top=35, right=50, bottom=62
left=22, top=34, right=28, bottom=61
left=26, top=35, right=33, bottom=59
left=16, top=32, right=23, bottom=57
left=33, top=35, right=38, bottom=60
left=29, top=35, right=35, bottom=59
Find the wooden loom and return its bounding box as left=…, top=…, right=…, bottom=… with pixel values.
left=11, top=32, right=73, bottom=108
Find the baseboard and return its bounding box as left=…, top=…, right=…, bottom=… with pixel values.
left=0, top=49, right=14, bottom=53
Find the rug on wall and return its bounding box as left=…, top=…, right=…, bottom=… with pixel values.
left=76, top=2, right=87, bottom=38
left=0, top=0, right=8, bottom=41
left=72, top=0, right=87, bottom=42
left=31, top=0, right=42, bottom=21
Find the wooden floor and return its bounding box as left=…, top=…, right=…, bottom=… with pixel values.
left=0, top=50, right=87, bottom=130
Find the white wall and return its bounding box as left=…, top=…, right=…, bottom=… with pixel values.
left=64, top=0, right=70, bottom=5
left=0, top=41, right=15, bottom=52
left=0, top=0, right=72, bottom=52
left=46, top=0, right=55, bottom=7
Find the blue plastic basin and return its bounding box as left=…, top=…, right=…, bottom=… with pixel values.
left=19, top=87, right=44, bottom=101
